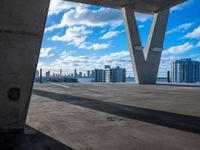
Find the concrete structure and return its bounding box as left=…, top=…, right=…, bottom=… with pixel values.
left=122, top=7, right=169, bottom=84
left=0, top=0, right=50, bottom=132
left=66, top=0, right=186, bottom=13
left=0, top=0, right=186, bottom=132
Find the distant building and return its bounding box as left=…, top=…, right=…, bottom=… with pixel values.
left=35, top=70, right=39, bottom=78
left=60, top=69, right=62, bottom=77
left=171, top=58, right=200, bottom=83
left=74, top=69, right=77, bottom=77
left=94, top=65, right=126, bottom=83
left=46, top=70, right=50, bottom=78
left=87, top=70, right=90, bottom=77
left=40, top=68, right=43, bottom=83
left=105, top=65, right=111, bottom=82
left=94, top=69, right=105, bottom=82
left=91, top=70, right=95, bottom=77
left=111, top=66, right=126, bottom=82
left=79, top=72, right=82, bottom=77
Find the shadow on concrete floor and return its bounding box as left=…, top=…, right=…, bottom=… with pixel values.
left=0, top=125, right=74, bottom=150
left=33, top=89, right=200, bottom=135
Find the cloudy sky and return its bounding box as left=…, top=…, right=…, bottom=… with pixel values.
left=38, top=0, right=200, bottom=77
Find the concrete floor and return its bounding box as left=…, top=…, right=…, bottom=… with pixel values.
left=1, top=83, right=200, bottom=150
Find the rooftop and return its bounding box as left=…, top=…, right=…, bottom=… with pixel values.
left=1, top=83, right=200, bottom=150
left=65, top=0, right=186, bottom=13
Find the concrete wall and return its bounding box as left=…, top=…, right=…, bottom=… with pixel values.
left=0, top=0, right=50, bottom=132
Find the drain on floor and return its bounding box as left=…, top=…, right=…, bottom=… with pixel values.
left=106, top=116, right=123, bottom=122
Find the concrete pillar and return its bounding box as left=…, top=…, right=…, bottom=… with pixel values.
left=0, top=0, right=50, bottom=132
left=122, top=6, right=169, bottom=84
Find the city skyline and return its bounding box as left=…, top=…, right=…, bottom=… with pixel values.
left=38, top=0, right=200, bottom=77
left=36, top=65, right=126, bottom=78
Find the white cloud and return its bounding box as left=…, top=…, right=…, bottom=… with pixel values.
left=51, top=7, right=122, bottom=28
left=48, top=50, right=131, bottom=72
left=45, top=7, right=152, bottom=33
left=86, top=43, right=110, bottom=50
left=48, top=0, right=86, bottom=16
left=98, top=51, right=130, bottom=63
left=139, top=25, right=144, bottom=28
left=40, top=47, right=55, bottom=58
left=197, top=41, right=200, bottom=47
left=51, top=26, right=111, bottom=50
left=37, top=62, right=46, bottom=68
left=184, top=26, right=200, bottom=39
left=135, top=13, right=152, bottom=22
left=51, top=26, right=92, bottom=47
left=100, top=31, right=120, bottom=39
left=163, top=42, right=194, bottom=55
left=167, top=22, right=194, bottom=35
left=171, top=0, right=192, bottom=12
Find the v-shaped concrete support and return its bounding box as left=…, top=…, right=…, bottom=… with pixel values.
left=122, top=7, right=169, bottom=84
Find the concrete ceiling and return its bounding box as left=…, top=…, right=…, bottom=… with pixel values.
left=65, top=0, right=186, bottom=13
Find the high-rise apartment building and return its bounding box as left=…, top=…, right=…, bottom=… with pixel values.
left=94, top=65, right=126, bottom=83
left=111, top=66, right=126, bottom=82
left=171, top=58, right=200, bottom=83
left=105, top=65, right=111, bottom=82
left=74, top=69, right=77, bottom=77
left=94, top=69, right=105, bottom=82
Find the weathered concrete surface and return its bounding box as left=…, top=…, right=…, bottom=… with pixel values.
left=1, top=83, right=198, bottom=150
left=66, top=0, right=186, bottom=13
left=0, top=0, right=50, bottom=131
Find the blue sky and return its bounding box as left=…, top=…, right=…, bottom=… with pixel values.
left=38, top=0, right=200, bottom=77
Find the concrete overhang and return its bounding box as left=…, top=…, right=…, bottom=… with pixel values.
left=65, top=0, right=186, bottom=13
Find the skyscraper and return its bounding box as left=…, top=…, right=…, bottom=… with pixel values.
left=40, top=68, right=42, bottom=83
left=105, top=65, right=111, bottom=82
left=171, top=58, right=200, bottom=83
left=60, top=69, right=62, bottom=77
left=74, top=69, right=77, bottom=77
left=87, top=70, right=90, bottom=77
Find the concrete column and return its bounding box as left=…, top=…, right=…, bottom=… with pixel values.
left=122, top=6, right=169, bottom=84
left=0, top=0, right=50, bottom=132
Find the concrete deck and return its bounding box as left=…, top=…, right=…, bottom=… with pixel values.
left=1, top=83, right=200, bottom=150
